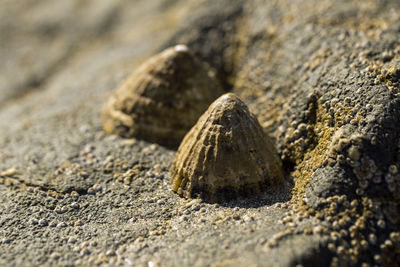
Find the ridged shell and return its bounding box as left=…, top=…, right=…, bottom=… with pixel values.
left=101, top=45, right=223, bottom=147
left=170, top=93, right=285, bottom=202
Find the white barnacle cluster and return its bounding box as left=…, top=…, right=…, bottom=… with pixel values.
left=325, top=125, right=400, bottom=197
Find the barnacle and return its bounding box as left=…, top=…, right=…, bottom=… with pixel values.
left=102, top=44, right=223, bottom=147
left=170, top=93, right=285, bottom=202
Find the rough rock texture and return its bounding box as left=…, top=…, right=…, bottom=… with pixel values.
left=170, top=93, right=285, bottom=202
left=1, top=0, right=400, bottom=266
left=102, top=44, right=223, bottom=147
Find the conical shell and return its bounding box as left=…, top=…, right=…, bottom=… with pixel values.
left=102, top=45, right=223, bottom=147
left=170, top=93, right=285, bottom=202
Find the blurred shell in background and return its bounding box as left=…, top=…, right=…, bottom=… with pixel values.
left=102, top=44, right=224, bottom=147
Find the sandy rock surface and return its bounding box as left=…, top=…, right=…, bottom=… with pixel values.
left=1, top=0, right=400, bottom=266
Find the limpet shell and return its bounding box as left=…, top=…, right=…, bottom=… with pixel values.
left=170, top=93, right=284, bottom=202
left=102, top=44, right=223, bottom=147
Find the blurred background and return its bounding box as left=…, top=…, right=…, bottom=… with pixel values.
left=0, top=0, right=196, bottom=109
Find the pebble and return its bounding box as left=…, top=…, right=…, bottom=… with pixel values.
left=70, top=202, right=80, bottom=210
left=106, top=249, right=116, bottom=257
left=68, top=237, right=77, bottom=244
left=50, top=252, right=61, bottom=259
left=55, top=206, right=68, bottom=214
left=57, top=222, right=67, bottom=228
left=39, top=219, right=48, bottom=227
left=377, top=219, right=386, bottom=229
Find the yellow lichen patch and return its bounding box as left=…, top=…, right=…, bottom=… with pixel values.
left=344, top=18, right=389, bottom=40
left=258, top=94, right=286, bottom=130
left=225, top=14, right=250, bottom=87
left=358, top=45, right=400, bottom=92
left=290, top=100, right=334, bottom=203
left=333, top=101, right=354, bottom=127
left=232, top=16, right=282, bottom=101
left=314, top=0, right=392, bottom=40
left=305, top=49, right=333, bottom=72
left=378, top=55, right=400, bottom=91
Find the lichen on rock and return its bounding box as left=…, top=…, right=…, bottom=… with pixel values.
left=101, top=44, right=224, bottom=147
left=170, top=93, right=285, bottom=202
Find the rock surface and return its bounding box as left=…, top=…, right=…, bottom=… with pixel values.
left=1, top=0, right=400, bottom=266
